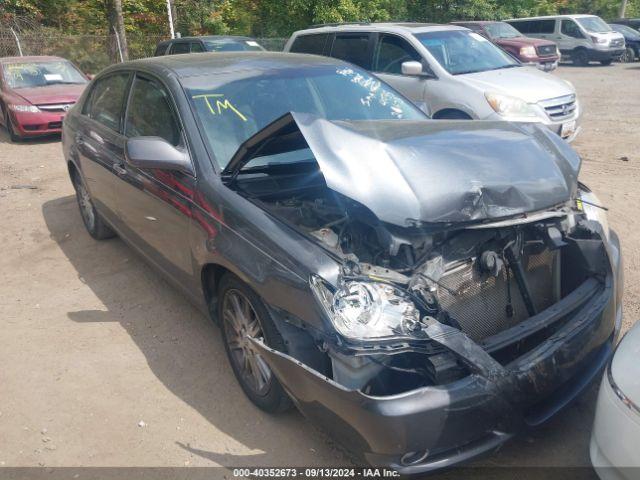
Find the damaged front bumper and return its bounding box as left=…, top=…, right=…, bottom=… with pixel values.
left=252, top=231, right=623, bottom=474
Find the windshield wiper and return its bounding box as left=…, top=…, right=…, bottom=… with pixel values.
left=490, top=64, right=521, bottom=71
left=46, top=81, right=84, bottom=85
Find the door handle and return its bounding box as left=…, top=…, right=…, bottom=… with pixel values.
left=113, top=163, right=127, bottom=175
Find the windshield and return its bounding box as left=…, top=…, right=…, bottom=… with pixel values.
left=415, top=30, right=519, bottom=75
left=611, top=24, right=640, bottom=38
left=2, top=60, right=86, bottom=89
left=204, top=38, right=264, bottom=52
left=576, top=16, right=612, bottom=33
left=484, top=22, right=522, bottom=39
left=184, top=65, right=425, bottom=168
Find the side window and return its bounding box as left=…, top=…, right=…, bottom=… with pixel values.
left=154, top=43, right=169, bottom=56
left=372, top=34, right=421, bottom=74
left=330, top=34, right=371, bottom=69
left=170, top=42, right=190, bottom=55
left=561, top=20, right=584, bottom=38
left=125, top=76, right=181, bottom=146
left=86, top=73, right=130, bottom=132
left=538, top=20, right=556, bottom=34
left=509, top=21, right=529, bottom=34
left=190, top=42, right=205, bottom=53
left=289, top=34, right=329, bottom=55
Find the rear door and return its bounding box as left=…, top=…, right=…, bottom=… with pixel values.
left=115, top=72, right=196, bottom=285
left=76, top=72, right=131, bottom=225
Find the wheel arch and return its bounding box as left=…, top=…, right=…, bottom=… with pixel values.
left=432, top=108, right=473, bottom=120
left=201, top=263, right=234, bottom=320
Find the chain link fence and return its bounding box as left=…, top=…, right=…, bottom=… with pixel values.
left=0, top=30, right=288, bottom=73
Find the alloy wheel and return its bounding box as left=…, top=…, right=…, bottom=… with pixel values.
left=76, top=181, right=96, bottom=231
left=222, top=289, right=272, bottom=396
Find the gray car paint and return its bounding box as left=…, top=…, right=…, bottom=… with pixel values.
left=230, top=111, right=582, bottom=226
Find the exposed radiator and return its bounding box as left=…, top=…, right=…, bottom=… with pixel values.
left=437, top=248, right=560, bottom=342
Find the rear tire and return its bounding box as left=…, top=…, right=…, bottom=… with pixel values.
left=600, top=59, right=613, bottom=66
left=5, top=111, right=21, bottom=142
left=72, top=172, right=116, bottom=240
left=218, top=274, right=293, bottom=414
left=620, top=47, right=635, bottom=63
left=572, top=49, right=589, bottom=66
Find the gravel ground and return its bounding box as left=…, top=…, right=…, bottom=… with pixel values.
left=0, top=62, right=638, bottom=476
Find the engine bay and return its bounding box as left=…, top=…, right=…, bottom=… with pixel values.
left=232, top=162, right=611, bottom=395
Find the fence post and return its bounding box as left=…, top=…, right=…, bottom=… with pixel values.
left=112, top=27, right=124, bottom=62
left=10, top=28, right=23, bottom=56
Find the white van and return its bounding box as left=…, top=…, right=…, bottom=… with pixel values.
left=507, top=15, right=625, bottom=66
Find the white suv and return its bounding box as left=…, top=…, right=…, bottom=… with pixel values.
left=285, top=23, right=582, bottom=141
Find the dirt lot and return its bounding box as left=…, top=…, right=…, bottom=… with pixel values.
left=1, top=63, right=639, bottom=476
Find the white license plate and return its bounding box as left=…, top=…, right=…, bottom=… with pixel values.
left=561, top=120, right=576, bottom=138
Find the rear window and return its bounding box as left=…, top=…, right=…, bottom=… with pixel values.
left=510, top=19, right=555, bottom=34
left=330, top=34, right=371, bottom=68
left=154, top=43, right=169, bottom=56
left=85, top=73, right=130, bottom=132
left=290, top=34, right=329, bottom=55
left=170, top=42, right=191, bottom=54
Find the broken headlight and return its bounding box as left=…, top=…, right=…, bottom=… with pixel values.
left=578, top=188, right=610, bottom=240
left=310, top=275, right=422, bottom=341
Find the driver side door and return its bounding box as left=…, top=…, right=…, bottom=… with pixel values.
left=371, top=33, right=431, bottom=114
left=114, top=73, right=197, bottom=290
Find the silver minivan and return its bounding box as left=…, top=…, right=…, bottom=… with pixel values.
left=508, top=15, right=625, bottom=66
left=285, top=23, right=581, bottom=141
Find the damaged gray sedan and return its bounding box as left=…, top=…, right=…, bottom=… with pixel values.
left=62, top=53, right=623, bottom=474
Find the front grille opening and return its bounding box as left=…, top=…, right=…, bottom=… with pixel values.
left=437, top=245, right=560, bottom=343
left=537, top=45, right=556, bottom=57
left=434, top=225, right=608, bottom=365
left=23, top=125, right=40, bottom=131
left=48, top=122, right=63, bottom=129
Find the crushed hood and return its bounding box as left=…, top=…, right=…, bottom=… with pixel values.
left=225, top=112, right=581, bottom=227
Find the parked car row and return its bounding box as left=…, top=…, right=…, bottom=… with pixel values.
left=286, top=23, right=580, bottom=140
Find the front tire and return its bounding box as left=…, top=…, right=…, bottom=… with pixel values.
left=72, top=172, right=116, bottom=240
left=572, top=49, right=589, bottom=66
left=5, top=111, right=21, bottom=142
left=218, top=274, right=293, bottom=414
left=620, top=47, right=635, bottom=63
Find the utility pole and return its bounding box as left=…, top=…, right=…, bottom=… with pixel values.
left=107, top=0, right=129, bottom=61
left=619, top=0, right=628, bottom=18
left=166, top=0, right=176, bottom=39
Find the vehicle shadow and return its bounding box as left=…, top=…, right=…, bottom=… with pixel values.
left=42, top=194, right=350, bottom=468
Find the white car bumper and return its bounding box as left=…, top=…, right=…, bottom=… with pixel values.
left=590, top=373, right=640, bottom=480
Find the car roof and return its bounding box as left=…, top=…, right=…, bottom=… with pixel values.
left=507, top=14, right=600, bottom=21
left=158, top=35, right=255, bottom=45
left=451, top=20, right=504, bottom=25
left=294, top=22, right=468, bottom=35
left=102, top=51, right=349, bottom=79
left=0, top=55, right=67, bottom=64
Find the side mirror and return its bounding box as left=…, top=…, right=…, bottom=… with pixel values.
left=125, top=136, right=193, bottom=176
left=401, top=60, right=436, bottom=78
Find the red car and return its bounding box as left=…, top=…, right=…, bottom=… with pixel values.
left=0, top=56, right=89, bottom=142
left=451, top=21, right=560, bottom=71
